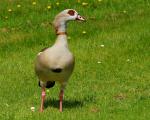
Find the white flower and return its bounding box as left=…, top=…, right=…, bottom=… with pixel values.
left=32, top=2, right=36, bottom=5
left=97, top=61, right=101, bottom=64
left=17, top=4, right=21, bottom=8
left=47, top=5, right=51, bottom=9
left=56, top=2, right=60, bottom=6
left=100, top=44, right=104, bottom=47
left=82, top=2, right=88, bottom=6
left=31, top=107, right=35, bottom=112
left=126, top=59, right=130, bottom=62
left=8, top=9, right=12, bottom=12
left=123, top=10, right=127, bottom=13
left=82, top=31, right=86, bottom=34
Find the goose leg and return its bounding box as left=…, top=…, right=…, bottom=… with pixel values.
left=40, top=87, right=46, bottom=112
left=59, top=90, right=64, bottom=112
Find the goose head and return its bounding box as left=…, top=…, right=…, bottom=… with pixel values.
left=53, top=9, right=85, bottom=31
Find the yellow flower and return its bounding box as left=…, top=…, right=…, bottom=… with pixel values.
left=32, top=1, right=36, bottom=5
left=98, top=0, right=102, bottom=2
left=56, top=2, right=60, bottom=6
left=47, top=5, right=51, bottom=9
left=17, top=4, right=21, bottom=8
left=82, top=31, right=86, bottom=34
left=8, top=9, right=12, bottom=12
left=82, top=2, right=88, bottom=6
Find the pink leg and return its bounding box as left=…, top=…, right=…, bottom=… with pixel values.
left=59, top=90, right=64, bottom=112
left=40, top=87, right=46, bottom=112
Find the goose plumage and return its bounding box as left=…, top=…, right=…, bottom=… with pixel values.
left=34, top=9, right=85, bottom=112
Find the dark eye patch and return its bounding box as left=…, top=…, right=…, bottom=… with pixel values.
left=68, top=10, right=75, bottom=16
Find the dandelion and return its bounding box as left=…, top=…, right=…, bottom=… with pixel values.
left=8, top=9, right=12, bottom=12
left=82, top=2, right=88, bottom=6
left=31, top=106, right=35, bottom=112
left=32, top=1, right=36, bottom=5
left=47, top=5, right=51, bottom=9
left=97, top=61, right=101, bottom=64
left=100, top=44, right=104, bottom=47
left=56, top=2, right=60, bottom=6
left=82, top=31, right=86, bottom=34
left=17, top=4, right=21, bottom=8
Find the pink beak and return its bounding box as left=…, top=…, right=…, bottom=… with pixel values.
left=76, top=14, right=86, bottom=21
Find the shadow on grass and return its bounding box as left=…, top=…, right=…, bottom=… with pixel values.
left=44, top=98, right=83, bottom=109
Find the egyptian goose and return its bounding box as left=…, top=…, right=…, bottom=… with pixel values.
left=35, top=9, right=85, bottom=112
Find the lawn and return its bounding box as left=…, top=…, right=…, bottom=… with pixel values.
left=0, top=0, right=150, bottom=120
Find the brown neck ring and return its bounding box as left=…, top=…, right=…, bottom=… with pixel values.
left=56, top=32, right=67, bottom=36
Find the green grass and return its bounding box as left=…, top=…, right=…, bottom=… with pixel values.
left=0, top=0, right=150, bottom=120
